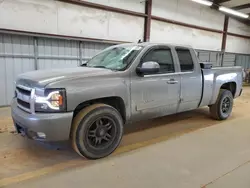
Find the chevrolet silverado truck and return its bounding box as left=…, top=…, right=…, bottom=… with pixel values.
left=11, top=42, right=243, bottom=159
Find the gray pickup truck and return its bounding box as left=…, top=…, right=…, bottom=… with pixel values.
left=11, top=42, right=243, bottom=159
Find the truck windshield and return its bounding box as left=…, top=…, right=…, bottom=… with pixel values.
left=83, top=45, right=143, bottom=71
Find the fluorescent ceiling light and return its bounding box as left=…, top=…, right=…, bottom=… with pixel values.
left=191, top=0, right=213, bottom=6
left=219, top=6, right=249, bottom=19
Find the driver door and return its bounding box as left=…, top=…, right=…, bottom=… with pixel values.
left=130, top=46, right=181, bottom=122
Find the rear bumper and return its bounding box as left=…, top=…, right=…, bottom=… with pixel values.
left=11, top=99, right=73, bottom=142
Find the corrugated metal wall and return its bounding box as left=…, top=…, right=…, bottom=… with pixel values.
left=81, top=42, right=111, bottom=64
left=0, top=33, right=35, bottom=106
left=37, top=38, right=80, bottom=70
left=196, top=50, right=221, bottom=67
left=196, top=50, right=239, bottom=67
left=235, top=55, right=250, bottom=69
left=0, top=33, right=112, bottom=106
left=222, top=53, right=236, bottom=67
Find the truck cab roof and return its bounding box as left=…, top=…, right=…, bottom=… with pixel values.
left=115, top=42, right=193, bottom=49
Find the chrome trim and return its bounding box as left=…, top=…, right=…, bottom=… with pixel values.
left=178, top=71, right=195, bottom=74
left=16, top=84, right=34, bottom=114
left=16, top=84, right=32, bottom=91
left=144, top=72, right=179, bottom=78
left=30, top=89, right=36, bottom=114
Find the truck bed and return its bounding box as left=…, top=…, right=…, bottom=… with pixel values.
left=199, top=66, right=243, bottom=107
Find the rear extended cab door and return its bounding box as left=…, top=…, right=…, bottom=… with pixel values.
left=173, top=47, right=203, bottom=113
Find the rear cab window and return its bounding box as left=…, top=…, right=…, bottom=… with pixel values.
left=176, top=48, right=194, bottom=72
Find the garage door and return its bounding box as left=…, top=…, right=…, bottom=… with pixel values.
left=0, top=34, right=35, bottom=106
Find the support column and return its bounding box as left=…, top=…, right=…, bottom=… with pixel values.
left=34, top=37, right=38, bottom=70
left=221, top=15, right=229, bottom=67
left=79, top=41, right=83, bottom=66
left=144, top=0, right=152, bottom=42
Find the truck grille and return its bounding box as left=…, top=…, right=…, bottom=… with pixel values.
left=17, top=99, right=30, bottom=109
left=16, top=85, right=34, bottom=113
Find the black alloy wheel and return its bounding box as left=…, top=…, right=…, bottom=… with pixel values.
left=71, top=104, right=124, bottom=159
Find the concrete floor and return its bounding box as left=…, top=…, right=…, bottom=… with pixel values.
left=1, top=87, right=250, bottom=188
left=6, top=116, right=250, bottom=188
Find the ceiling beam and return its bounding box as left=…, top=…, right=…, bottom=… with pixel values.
left=211, top=0, right=230, bottom=9
left=213, top=0, right=230, bottom=4
left=231, top=3, right=250, bottom=10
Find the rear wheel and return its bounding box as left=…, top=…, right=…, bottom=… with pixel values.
left=71, top=104, right=124, bottom=159
left=209, top=89, right=234, bottom=120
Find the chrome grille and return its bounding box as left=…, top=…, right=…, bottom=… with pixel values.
left=16, top=85, right=34, bottom=113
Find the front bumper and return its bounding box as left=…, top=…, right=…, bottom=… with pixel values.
left=11, top=99, right=73, bottom=142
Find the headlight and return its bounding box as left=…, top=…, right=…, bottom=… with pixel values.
left=35, top=89, right=66, bottom=112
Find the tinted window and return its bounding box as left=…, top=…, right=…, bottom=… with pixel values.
left=142, top=48, right=174, bottom=73
left=176, top=49, right=194, bottom=72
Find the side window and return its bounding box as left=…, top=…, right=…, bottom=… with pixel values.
left=142, top=48, right=175, bottom=73
left=176, top=49, right=194, bottom=72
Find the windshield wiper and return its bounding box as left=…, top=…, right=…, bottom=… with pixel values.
left=82, top=65, right=118, bottom=71
left=91, top=66, right=107, bottom=69
left=80, top=64, right=106, bottom=68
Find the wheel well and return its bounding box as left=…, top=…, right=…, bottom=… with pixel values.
left=220, top=82, right=236, bottom=97
left=73, top=97, right=126, bottom=123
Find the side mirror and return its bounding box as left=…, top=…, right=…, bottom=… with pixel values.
left=136, top=61, right=160, bottom=75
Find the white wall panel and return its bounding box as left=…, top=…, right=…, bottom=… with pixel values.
left=57, top=3, right=109, bottom=40
left=226, top=35, right=250, bottom=54
left=107, top=12, right=144, bottom=42
left=0, top=0, right=58, bottom=34
left=228, top=18, right=250, bottom=36
left=0, top=0, right=143, bottom=42
left=57, top=2, right=144, bottom=42
left=150, top=20, right=222, bottom=51
left=152, top=0, right=224, bottom=30
left=83, top=0, right=145, bottom=13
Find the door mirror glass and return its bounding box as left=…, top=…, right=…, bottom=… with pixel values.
left=137, top=61, right=160, bottom=74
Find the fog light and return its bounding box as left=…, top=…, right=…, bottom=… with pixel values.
left=37, top=132, right=46, bottom=139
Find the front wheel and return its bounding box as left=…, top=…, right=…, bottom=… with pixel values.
left=71, top=104, right=124, bottom=159
left=209, top=89, right=234, bottom=120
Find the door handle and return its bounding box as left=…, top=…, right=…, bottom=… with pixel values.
left=167, top=79, right=178, bottom=84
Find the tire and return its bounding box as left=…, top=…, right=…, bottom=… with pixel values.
left=209, top=89, right=234, bottom=120
left=71, top=104, right=124, bottom=159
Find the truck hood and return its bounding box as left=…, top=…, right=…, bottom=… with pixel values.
left=16, top=67, right=113, bottom=88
